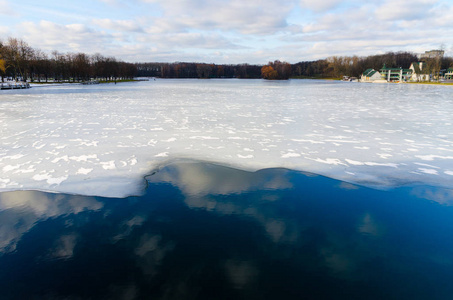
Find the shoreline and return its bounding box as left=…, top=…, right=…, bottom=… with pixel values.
left=21, top=77, right=453, bottom=86
left=26, top=79, right=140, bottom=85
left=1, top=160, right=452, bottom=199
left=405, top=81, right=453, bottom=85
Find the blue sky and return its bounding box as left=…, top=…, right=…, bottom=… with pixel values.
left=1, top=0, right=452, bottom=64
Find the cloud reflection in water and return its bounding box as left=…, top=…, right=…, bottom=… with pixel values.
left=0, top=162, right=452, bottom=299
left=148, top=162, right=293, bottom=197
left=147, top=162, right=300, bottom=244
left=0, top=191, right=102, bottom=254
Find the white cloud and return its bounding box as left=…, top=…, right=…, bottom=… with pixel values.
left=92, top=19, right=144, bottom=32
left=2, top=0, right=453, bottom=63
left=18, top=20, right=112, bottom=53
left=375, top=0, right=439, bottom=21
left=286, top=0, right=453, bottom=60
left=145, top=19, right=186, bottom=34
left=142, top=0, right=296, bottom=35
left=0, top=0, right=16, bottom=16
left=302, top=12, right=348, bottom=33
left=98, top=0, right=119, bottom=4
left=0, top=26, right=11, bottom=38
left=300, top=0, right=343, bottom=12
left=141, top=32, right=241, bottom=50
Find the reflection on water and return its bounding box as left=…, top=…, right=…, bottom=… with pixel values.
left=0, top=191, right=102, bottom=254
left=146, top=162, right=294, bottom=197
left=1, top=162, right=453, bottom=299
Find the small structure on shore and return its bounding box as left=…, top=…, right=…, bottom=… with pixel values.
left=360, top=69, right=382, bottom=82
left=81, top=80, right=100, bottom=85
left=342, top=76, right=359, bottom=82
left=444, top=68, right=453, bottom=80
left=0, top=82, right=31, bottom=90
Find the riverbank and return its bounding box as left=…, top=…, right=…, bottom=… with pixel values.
left=29, top=79, right=140, bottom=84
left=0, top=82, right=31, bottom=89
left=406, top=81, right=453, bottom=85
left=291, top=75, right=342, bottom=80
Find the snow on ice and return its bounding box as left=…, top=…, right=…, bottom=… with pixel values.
left=1, top=79, right=452, bottom=197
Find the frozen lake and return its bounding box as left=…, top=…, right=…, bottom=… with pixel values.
left=1, top=79, right=452, bottom=197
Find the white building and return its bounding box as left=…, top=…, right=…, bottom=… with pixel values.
left=419, top=50, right=444, bottom=60
left=360, top=69, right=382, bottom=82
left=409, top=62, right=430, bottom=82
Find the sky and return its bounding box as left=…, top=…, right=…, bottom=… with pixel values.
left=1, top=0, right=453, bottom=64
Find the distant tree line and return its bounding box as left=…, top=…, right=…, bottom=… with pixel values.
left=1, top=36, right=452, bottom=82
left=135, top=62, right=262, bottom=79
left=137, top=52, right=453, bottom=80
left=0, top=37, right=137, bottom=82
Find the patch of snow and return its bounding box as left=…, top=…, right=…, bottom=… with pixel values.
left=237, top=154, right=254, bottom=159
left=69, top=155, right=98, bottom=162
left=345, top=159, right=364, bottom=166
left=155, top=152, right=169, bottom=157
left=282, top=152, right=301, bottom=158
left=76, top=168, right=93, bottom=175
left=3, top=165, right=20, bottom=172
left=0, top=79, right=452, bottom=197
left=312, top=158, right=346, bottom=166
left=101, top=161, right=116, bottom=170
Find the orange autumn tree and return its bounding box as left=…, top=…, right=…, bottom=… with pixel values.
left=0, top=58, right=5, bottom=73
left=0, top=58, right=6, bottom=82
left=261, top=60, right=292, bottom=80
left=261, top=65, right=279, bottom=80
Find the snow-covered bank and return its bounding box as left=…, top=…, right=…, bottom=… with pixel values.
left=1, top=79, right=452, bottom=197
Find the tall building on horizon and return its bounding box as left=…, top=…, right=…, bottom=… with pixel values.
left=419, top=49, right=444, bottom=60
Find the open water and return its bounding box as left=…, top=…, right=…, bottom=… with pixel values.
left=1, top=162, right=453, bottom=299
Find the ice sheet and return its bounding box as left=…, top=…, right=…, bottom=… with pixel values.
left=1, top=79, right=452, bottom=197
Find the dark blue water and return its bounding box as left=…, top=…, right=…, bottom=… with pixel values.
left=1, top=162, right=453, bottom=299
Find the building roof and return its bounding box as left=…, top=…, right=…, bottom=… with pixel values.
left=381, top=66, right=406, bottom=71
left=380, top=64, right=411, bottom=73
left=361, top=69, right=380, bottom=77
left=362, top=68, right=374, bottom=76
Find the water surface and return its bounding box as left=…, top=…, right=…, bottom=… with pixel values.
left=1, top=162, right=452, bottom=299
